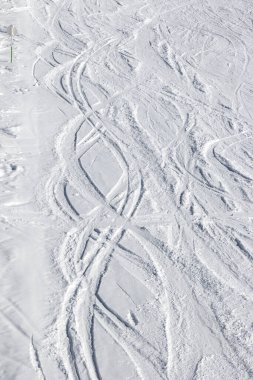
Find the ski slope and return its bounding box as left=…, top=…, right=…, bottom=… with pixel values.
left=1, top=0, right=253, bottom=379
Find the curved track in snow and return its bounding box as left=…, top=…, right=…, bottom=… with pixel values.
left=2, top=0, right=253, bottom=379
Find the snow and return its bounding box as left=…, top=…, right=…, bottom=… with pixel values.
left=1, top=0, right=253, bottom=379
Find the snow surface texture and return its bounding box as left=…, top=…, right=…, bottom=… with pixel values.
left=1, top=0, right=253, bottom=379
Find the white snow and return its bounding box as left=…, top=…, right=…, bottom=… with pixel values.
left=1, top=0, right=253, bottom=379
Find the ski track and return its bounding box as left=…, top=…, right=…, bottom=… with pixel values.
left=1, top=0, right=253, bottom=379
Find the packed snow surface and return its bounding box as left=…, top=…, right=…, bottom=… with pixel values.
left=1, top=0, right=253, bottom=379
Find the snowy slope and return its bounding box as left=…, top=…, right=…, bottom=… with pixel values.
left=1, top=0, right=253, bottom=379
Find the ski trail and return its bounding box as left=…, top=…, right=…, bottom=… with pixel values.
left=7, top=0, right=252, bottom=379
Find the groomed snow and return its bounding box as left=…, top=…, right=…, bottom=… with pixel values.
left=1, top=0, right=253, bottom=379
